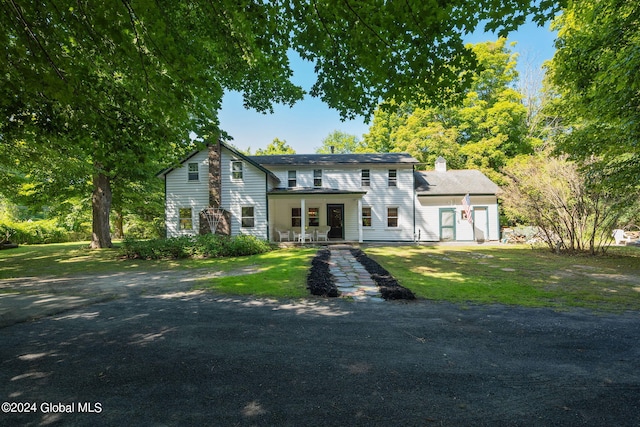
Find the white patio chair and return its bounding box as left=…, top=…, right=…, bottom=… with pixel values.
left=293, top=230, right=312, bottom=243
left=315, top=228, right=330, bottom=242
left=275, top=229, right=290, bottom=242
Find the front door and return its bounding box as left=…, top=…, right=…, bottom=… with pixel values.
left=439, top=208, right=456, bottom=241
left=474, top=207, right=488, bottom=242
left=327, top=204, right=344, bottom=239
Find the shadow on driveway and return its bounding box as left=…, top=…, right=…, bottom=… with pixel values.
left=1, top=293, right=639, bottom=426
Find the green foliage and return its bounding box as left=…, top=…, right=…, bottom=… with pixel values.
left=316, top=130, right=363, bottom=154
left=121, top=234, right=274, bottom=260
left=362, top=39, right=532, bottom=182
left=254, top=138, right=296, bottom=155
left=548, top=0, right=640, bottom=197
left=0, top=1, right=564, bottom=247
left=501, top=153, right=630, bottom=254
left=0, top=218, right=69, bottom=245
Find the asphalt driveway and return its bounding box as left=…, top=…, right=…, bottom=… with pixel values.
left=1, top=291, right=639, bottom=426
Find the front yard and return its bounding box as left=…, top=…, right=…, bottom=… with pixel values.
left=364, top=244, right=640, bottom=311
left=1, top=242, right=639, bottom=311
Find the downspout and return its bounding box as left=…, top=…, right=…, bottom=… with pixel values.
left=412, top=164, right=416, bottom=242
left=164, top=177, right=168, bottom=238
left=265, top=174, right=270, bottom=242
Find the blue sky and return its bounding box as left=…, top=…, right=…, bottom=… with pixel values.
left=218, top=19, right=558, bottom=154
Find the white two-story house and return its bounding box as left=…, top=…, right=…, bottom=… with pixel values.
left=158, top=140, right=500, bottom=243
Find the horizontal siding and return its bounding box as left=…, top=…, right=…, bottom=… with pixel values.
left=222, top=149, right=268, bottom=239
left=361, top=167, right=414, bottom=241
left=415, top=195, right=499, bottom=241
left=163, top=149, right=500, bottom=243
left=165, top=150, right=209, bottom=237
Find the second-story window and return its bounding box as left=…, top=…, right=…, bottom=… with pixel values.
left=388, top=169, right=397, bottom=187
left=288, top=170, right=297, bottom=187
left=188, top=163, right=199, bottom=181
left=361, top=169, right=370, bottom=187
left=313, top=169, right=322, bottom=187
left=231, top=161, right=243, bottom=180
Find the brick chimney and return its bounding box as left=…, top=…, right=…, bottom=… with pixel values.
left=199, top=140, right=231, bottom=235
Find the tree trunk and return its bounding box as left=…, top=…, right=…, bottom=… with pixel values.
left=91, top=171, right=113, bottom=249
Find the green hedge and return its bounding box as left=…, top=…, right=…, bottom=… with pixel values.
left=120, top=234, right=274, bottom=260
left=0, top=219, right=69, bottom=244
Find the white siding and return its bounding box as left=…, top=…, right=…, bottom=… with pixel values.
left=267, top=165, right=416, bottom=241
left=360, top=167, right=414, bottom=241
left=165, top=150, right=210, bottom=237
left=415, top=195, right=500, bottom=242
left=221, top=149, right=269, bottom=239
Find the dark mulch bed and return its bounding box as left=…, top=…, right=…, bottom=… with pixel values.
left=306, top=249, right=339, bottom=297
left=306, top=247, right=415, bottom=301
left=350, top=248, right=415, bottom=300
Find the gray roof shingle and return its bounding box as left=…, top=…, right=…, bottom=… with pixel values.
left=415, top=170, right=499, bottom=196
left=248, top=152, right=418, bottom=166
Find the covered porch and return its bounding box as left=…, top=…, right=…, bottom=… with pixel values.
left=267, top=188, right=366, bottom=243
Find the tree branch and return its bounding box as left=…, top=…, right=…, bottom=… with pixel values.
left=8, top=0, right=65, bottom=80
left=121, top=0, right=150, bottom=91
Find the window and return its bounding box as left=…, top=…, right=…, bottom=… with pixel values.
left=388, top=169, right=397, bottom=187
left=179, top=208, right=193, bottom=230
left=291, top=208, right=301, bottom=227
left=362, top=207, right=372, bottom=227
left=313, top=169, right=322, bottom=187
left=361, top=169, right=370, bottom=187
left=288, top=170, right=297, bottom=187
left=387, top=207, right=398, bottom=227
left=308, top=208, right=319, bottom=226
left=241, top=206, right=255, bottom=228
left=188, top=163, right=199, bottom=181
left=231, top=161, right=243, bottom=180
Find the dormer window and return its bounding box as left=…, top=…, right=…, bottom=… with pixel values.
left=188, top=163, right=199, bottom=181
left=231, top=161, right=243, bottom=180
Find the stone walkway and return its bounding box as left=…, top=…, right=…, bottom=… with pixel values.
left=328, top=247, right=384, bottom=302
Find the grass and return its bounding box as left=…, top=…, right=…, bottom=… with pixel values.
left=364, top=244, right=640, bottom=312
left=2, top=241, right=640, bottom=311
left=0, top=241, right=316, bottom=299
left=194, top=248, right=317, bottom=298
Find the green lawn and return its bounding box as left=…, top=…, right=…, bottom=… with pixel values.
left=194, top=248, right=317, bottom=298
left=2, top=242, right=639, bottom=311
left=364, top=244, right=640, bottom=312
left=0, top=241, right=316, bottom=299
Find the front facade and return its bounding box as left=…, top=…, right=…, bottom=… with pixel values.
left=159, top=142, right=501, bottom=243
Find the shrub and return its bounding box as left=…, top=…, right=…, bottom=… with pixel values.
left=0, top=219, right=69, bottom=244
left=120, top=234, right=273, bottom=260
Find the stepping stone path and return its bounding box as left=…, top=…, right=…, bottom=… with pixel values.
left=328, top=247, right=384, bottom=303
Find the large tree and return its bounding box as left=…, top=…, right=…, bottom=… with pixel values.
left=548, top=0, right=640, bottom=197
left=362, top=39, right=532, bottom=182
left=0, top=0, right=563, bottom=248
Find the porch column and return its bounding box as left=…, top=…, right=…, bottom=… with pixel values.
left=300, top=198, right=306, bottom=242
left=357, top=198, right=363, bottom=243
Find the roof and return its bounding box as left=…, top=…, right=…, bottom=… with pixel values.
left=248, top=152, right=418, bottom=166
left=156, top=141, right=280, bottom=183
left=415, top=170, right=499, bottom=196
left=268, top=187, right=367, bottom=196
